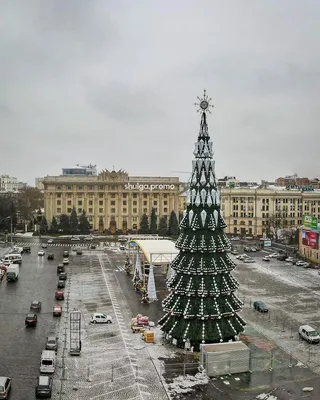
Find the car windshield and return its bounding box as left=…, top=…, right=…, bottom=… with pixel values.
left=0, top=386, right=3, bottom=391
left=27, top=314, right=35, bottom=318
left=309, top=331, right=319, bottom=337
left=42, top=360, right=52, bottom=365
left=47, top=339, right=55, bottom=344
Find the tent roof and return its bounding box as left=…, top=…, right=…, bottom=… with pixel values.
left=132, top=239, right=178, bottom=264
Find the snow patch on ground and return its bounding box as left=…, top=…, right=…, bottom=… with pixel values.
left=168, top=371, right=209, bottom=395
left=256, top=394, right=277, bottom=400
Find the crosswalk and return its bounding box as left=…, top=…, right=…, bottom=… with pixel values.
left=13, top=241, right=96, bottom=248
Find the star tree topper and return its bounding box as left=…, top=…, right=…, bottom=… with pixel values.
left=194, top=90, right=214, bottom=113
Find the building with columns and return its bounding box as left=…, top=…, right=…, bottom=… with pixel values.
left=43, top=169, right=180, bottom=233
left=179, top=185, right=320, bottom=236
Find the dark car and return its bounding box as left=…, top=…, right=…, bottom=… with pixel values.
left=57, top=280, right=65, bottom=288
left=25, top=313, right=38, bottom=327
left=53, top=305, right=62, bottom=317
left=59, top=272, right=67, bottom=281
left=35, top=375, right=52, bottom=398
left=63, top=251, right=69, bottom=258
left=76, top=249, right=83, bottom=255
left=253, top=301, right=268, bottom=313
left=277, top=254, right=288, bottom=261
left=47, top=253, right=54, bottom=260
left=90, top=244, right=96, bottom=249
left=30, top=300, right=42, bottom=311
left=23, top=246, right=31, bottom=253
left=45, top=335, right=58, bottom=352
left=57, top=264, right=65, bottom=274
left=55, top=290, right=64, bottom=300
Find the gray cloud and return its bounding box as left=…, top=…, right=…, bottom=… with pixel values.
left=1, top=0, right=320, bottom=184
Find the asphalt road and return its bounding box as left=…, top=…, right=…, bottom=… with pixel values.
left=0, top=240, right=72, bottom=400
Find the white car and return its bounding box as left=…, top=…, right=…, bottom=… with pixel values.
left=244, top=258, right=255, bottom=263
left=262, top=256, right=270, bottom=262
left=83, top=236, right=93, bottom=241
left=62, top=258, right=69, bottom=265
left=47, top=239, right=54, bottom=244
left=299, top=325, right=320, bottom=344
left=0, top=376, right=11, bottom=399
left=268, top=253, right=279, bottom=258
left=38, top=250, right=45, bottom=256
left=90, top=313, right=112, bottom=324
left=71, top=237, right=80, bottom=241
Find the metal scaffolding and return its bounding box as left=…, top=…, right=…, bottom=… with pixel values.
left=70, top=310, right=81, bottom=356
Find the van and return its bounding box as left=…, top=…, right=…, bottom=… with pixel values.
left=3, top=253, right=22, bottom=265
left=299, top=325, right=320, bottom=344
left=40, top=350, right=56, bottom=374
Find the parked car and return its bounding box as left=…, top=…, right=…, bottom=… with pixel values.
left=47, top=253, right=54, bottom=260
left=285, top=257, right=294, bottom=263
left=0, top=376, right=11, bottom=399
left=250, top=247, right=257, bottom=252
left=268, top=253, right=279, bottom=258
left=47, top=239, right=54, bottom=244
left=262, top=256, right=270, bottom=262
left=46, top=336, right=58, bottom=352
left=277, top=254, right=287, bottom=261
left=55, top=290, right=64, bottom=300
left=299, top=325, right=320, bottom=344
left=38, top=250, right=45, bottom=256
left=90, top=313, right=112, bottom=324
left=52, top=305, right=62, bottom=317
left=71, top=236, right=80, bottom=241
left=30, top=300, right=42, bottom=311
left=244, top=247, right=251, bottom=252
left=41, top=243, right=48, bottom=249
left=253, top=301, right=268, bottom=312
left=243, top=258, right=255, bottom=263
left=57, top=264, right=65, bottom=274
left=25, top=313, right=38, bottom=327
left=230, top=250, right=238, bottom=255
left=57, top=280, right=65, bottom=288
left=63, top=251, right=69, bottom=258
left=35, top=375, right=53, bottom=398
left=90, top=244, right=96, bottom=249
left=76, top=249, right=83, bottom=255
left=59, top=272, right=67, bottom=281
left=62, top=258, right=69, bottom=265
left=83, top=236, right=93, bottom=241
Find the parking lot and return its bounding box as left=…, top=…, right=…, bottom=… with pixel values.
left=55, top=250, right=169, bottom=400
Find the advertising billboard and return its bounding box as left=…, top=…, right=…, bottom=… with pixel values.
left=303, top=214, right=318, bottom=229
left=302, top=230, right=318, bottom=249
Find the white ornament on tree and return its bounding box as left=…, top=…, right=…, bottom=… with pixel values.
left=200, top=210, right=207, bottom=227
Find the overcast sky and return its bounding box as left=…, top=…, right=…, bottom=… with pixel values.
left=1, top=0, right=320, bottom=186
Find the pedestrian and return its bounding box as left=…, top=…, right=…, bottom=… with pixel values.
left=79, top=340, right=82, bottom=352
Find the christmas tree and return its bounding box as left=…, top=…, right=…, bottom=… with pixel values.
left=159, top=91, right=246, bottom=351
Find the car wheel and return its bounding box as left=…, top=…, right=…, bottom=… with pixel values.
left=93, top=320, right=97, bottom=324
left=107, top=320, right=111, bottom=324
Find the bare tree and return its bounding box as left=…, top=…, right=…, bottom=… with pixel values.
left=266, top=211, right=288, bottom=241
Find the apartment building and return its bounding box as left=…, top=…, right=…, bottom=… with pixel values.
left=179, top=185, right=320, bottom=236
left=43, top=169, right=180, bottom=232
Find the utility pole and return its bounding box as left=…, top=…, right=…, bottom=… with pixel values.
left=10, top=217, right=13, bottom=248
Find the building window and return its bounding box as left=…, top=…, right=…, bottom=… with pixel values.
left=133, top=217, right=137, bottom=222
left=123, top=193, right=127, bottom=198
left=99, top=208, right=104, bottom=213
left=67, top=185, right=72, bottom=190
left=57, top=185, right=62, bottom=190
left=67, top=208, right=72, bottom=213
left=57, top=194, right=61, bottom=198
left=111, top=208, right=115, bottom=213
left=78, top=201, right=82, bottom=206
left=153, top=201, right=157, bottom=206
left=78, top=185, right=83, bottom=190
left=164, top=208, right=168, bottom=213
left=99, top=200, right=103, bottom=206
left=111, top=193, right=116, bottom=198
left=67, top=200, right=72, bottom=206
left=99, top=193, right=103, bottom=198
left=143, top=208, right=147, bottom=213
left=88, top=208, right=93, bottom=214
left=164, top=194, right=167, bottom=198
left=248, top=220, right=252, bottom=226
left=123, top=200, right=127, bottom=205
left=233, top=220, right=237, bottom=225
left=67, top=193, right=72, bottom=198
left=78, top=208, right=82, bottom=213
left=133, top=201, right=137, bottom=205
left=164, top=201, right=168, bottom=205
left=57, top=200, right=61, bottom=205
left=88, top=185, right=93, bottom=190
left=89, top=200, right=93, bottom=206
left=111, top=200, right=115, bottom=206
left=133, top=193, right=137, bottom=198
left=57, top=208, right=61, bottom=213
left=143, top=194, right=148, bottom=198
left=143, top=201, right=147, bottom=206
left=123, top=208, right=127, bottom=213
left=133, top=208, right=137, bottom=214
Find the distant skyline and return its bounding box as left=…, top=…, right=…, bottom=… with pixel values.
left=1, top=0, right=320, bottom=185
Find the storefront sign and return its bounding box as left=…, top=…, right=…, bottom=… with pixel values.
left=303, top=214, right=318, bottom=229
left=124, top=183, right=176, bottom=191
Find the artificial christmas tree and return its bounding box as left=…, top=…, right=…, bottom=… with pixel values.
left=159, top=91, right=246, bottom=351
